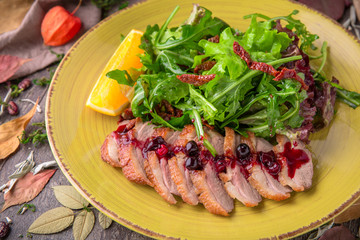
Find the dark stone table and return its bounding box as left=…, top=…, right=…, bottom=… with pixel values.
left=1, top=2, right=360, bottom=239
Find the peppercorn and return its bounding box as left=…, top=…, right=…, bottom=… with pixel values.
left=18, top=78, right=32, bottom=90
left=7, top=101, right=19, bottom=115
left=0, top=221, right=10, bottom=238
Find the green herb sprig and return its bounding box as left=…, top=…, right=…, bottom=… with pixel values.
left=19, top=122, right=47, bottom=146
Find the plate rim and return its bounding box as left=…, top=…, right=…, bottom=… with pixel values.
left=45, top=0, right=360, bottom=239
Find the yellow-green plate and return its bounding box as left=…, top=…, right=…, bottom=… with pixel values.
left=46, top=0, right=360, bottom=239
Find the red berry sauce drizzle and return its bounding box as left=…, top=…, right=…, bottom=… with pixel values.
left=280, top=142, right=309, bottom=178
left=113, top=123, right=308, bottom=178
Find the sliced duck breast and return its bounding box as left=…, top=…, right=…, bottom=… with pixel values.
left=246, top=134, right=292, bottom=201
left=116, top=118, right=155, bottom=186
left=100, top=119, right=136, bottom=167
left=219, top=128, right=261, bottom=207
left=190, top=163, right=233, bottom=216
left=168, top=125, right=199, bottom=205
left=188, top=128, right=233, bottom=216
left=143, top=127, right=180, bottom=204
left=274, top=134, right=313, bottom=192
left=144, top=151, right=177, bottom=204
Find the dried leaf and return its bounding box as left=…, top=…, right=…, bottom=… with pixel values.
left=73, top=210, right=95, bottom=240
left=98, top=212, right=112, bottom=229
left=53, top=185, right=89, bottom=210
left=334, top=198, right=360, bottom=223
left=319, top=226, right=355, bottom=240
left=307, top=221, right=334, bottom=240
left=354, top=0, right=360, bottom=22
left=0, top=55, right=31, bottom=83
left=298, top=0, right=345, bottom=20
left=28, top=207, right=74, bottom=234
left=0, top=100, right=38, bottom=160
left=1, top=169, right=56, bottom=212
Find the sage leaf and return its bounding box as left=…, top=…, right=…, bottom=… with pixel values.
left=28, top=207, right=74, bottom=234
left=53, top=185, right=89, bottom=209
left=98, top=212, right=112, bottom=229
left=73, top=209, right=95, bottom=240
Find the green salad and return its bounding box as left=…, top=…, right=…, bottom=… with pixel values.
left=107, top=5, right=360, bottom=155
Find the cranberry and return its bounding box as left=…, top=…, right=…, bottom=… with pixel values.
left=156, top=144, right=168, bottom=157
left=145, top=136, right=166, bottom=152
left=0, top=221, right=10, bottom=238
left=18, top=78, right=32, bottom=90
left=236, top=143, right=250, bottom=159
left=185, top=141, right=199, bottom=156
left=214, top=155, right=226, bottom=173
left=7, top=101, right=19, bottom=115
left=259, top=151, right=281, bottom=175
left=185, top=157, right=202, bottom=170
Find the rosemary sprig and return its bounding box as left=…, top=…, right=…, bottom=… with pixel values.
left=18, top=203, right=36, bottom=214
left=10, top=84, right=24, bottom=98
left=19, top=122, right=48, bottom=146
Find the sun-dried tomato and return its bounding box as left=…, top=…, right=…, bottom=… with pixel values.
left=249, top=62, right=278, bottom=76
left=176, top=74, right=216, bottom=86
left=194, top=61, right=216, bottom=74
left=233, top=41, right=308, bottom=90
left=273, top=68, right=309, bottom=90
left=207, top=35, right=220, bottom=43
left=233, top=41, right=252, bottom=66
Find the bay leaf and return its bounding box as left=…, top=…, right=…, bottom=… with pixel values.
left=334, top=198, right=360, bottom=223
left=73, top=209, right=95, bottom=240
left=98, top=212, right=112, bottom=229
left=0, top=55, right=32, bottom=83
left=1, top=169, right=56, bottom=212
left=28, top=207, right=74, bottom=234
left=0, top=99, right=38, bottom=160
left=53, top=185, right=89, bottom=210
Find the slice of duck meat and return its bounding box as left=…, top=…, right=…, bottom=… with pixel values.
left=246, top=134, right=292, bottom=201
left=158, top=128, right=181, bottom=195
left=100, top=119, right=136, bottom=167
left=189, top=128, right=233, bottom=216
left=274, top=134, right=313, bottom=192
left=219, top=128, right=261, bottom=207
left=144, top=151, right=177, bottom=204
left=143, top=127, right=180, bottom=204
left=190, top=163, right=234, bottom=216
left=168, top=125, right=199, bottom=205
left=101, top=132, right=122, bottom=167
left=116, top=118, right=155, bottom=186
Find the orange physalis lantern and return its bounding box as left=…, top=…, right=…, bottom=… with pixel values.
left=41, top=3, right=82, bottom=46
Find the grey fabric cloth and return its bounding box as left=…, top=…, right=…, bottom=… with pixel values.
left=0, top=0, right=101, bottom=79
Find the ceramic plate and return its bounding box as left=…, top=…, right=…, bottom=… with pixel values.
left=46, top=0, right=360, bottom=239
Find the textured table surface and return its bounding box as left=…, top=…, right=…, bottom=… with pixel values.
left=1, top=2, right=360, bottom=240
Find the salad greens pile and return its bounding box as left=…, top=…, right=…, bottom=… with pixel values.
left=107, top=5, right=360, bottom=155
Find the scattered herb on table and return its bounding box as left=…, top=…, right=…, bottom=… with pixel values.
left=19, top=122, right=47, bottom=146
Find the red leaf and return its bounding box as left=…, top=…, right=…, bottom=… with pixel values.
left=319, top=226, right=355, bottom=240
left=298, top=0, right=346, bottom=20
left=0, top=55, right=31, bottom=83
left=1, top=169, right=56, bottom=212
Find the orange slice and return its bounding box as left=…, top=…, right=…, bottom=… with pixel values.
left=86, top=29, right=144, bottom=116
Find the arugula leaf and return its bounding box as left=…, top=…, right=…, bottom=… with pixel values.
left=106, top=69, right=135, bottom=86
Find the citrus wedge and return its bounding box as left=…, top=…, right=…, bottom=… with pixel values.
left=86, top=29, right=144, bottom=116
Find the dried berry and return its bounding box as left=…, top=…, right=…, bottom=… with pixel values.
left=0, top=221, right=10, bottom=238
left=7, top=101, right=19, bottom=115
left=41, top=2, right=82, bottom=46
left=18, top=78, right=32, bottom=90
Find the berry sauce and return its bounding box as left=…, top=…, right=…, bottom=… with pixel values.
left=281, top=142, right=309, bottom=178
left=258, top=151, right=281, bottom=179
